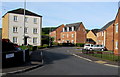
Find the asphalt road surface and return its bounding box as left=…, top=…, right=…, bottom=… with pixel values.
left=18, top=47, right=118, bottom=75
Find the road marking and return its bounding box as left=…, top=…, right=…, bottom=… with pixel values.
left=94, top=61, right=107, bottom=64
left=104, top=64, right=119, bottom=68
left=72, top=54, right=92, bottom=62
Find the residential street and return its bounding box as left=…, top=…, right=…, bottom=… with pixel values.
left=17, top=47, right=118, bottom=75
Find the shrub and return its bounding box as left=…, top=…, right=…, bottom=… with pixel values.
left=76, top=43, right=85, bottom=47
left=43, top=44, right=49, bottom=48
left=52, top=42, right=58, bottom=45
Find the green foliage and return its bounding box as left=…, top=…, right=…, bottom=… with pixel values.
left=42, top=27, right=56, bottom=34
left=20, top=45, right=33, bottom=51
left=52, top=42, right=58, bottom=45
left=76, top=43, right=85, bottom=47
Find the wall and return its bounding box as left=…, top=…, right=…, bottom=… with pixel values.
left=2, top=13, right=9, bottom=39
left=8, top=13, right=42, bottom=46
left=76, top=23, right=86, bottom=43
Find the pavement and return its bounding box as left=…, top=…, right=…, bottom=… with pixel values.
left=2, top=49, right=44, bottom=76
left=67, top=47, right=119, bottom=67
left=17, top=47, right=118, bottom=75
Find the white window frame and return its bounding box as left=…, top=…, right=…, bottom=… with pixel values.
left=115, top=41, right=118, bottom=49
left=33, top=37, right=37, bottom=44
left=25, top=17, right=28, bottom=22
left=13, top=37, right=17, bottom=43
left=24, top=27, right=28, bottom=34
left=14, top=16, right=18, bottom=21
left=72, top=34, right=74, bottom=38
left=33, top=28, right=38, bottom=34
left=34, top=18, right=37, bottom=24
left=115, top=23, right=118, bottom=33
left=13, top=27, right=18, bottom=33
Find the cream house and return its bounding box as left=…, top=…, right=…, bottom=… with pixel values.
left=2, top=8, right=42, bottom=46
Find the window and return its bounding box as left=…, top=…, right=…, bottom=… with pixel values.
left=62, top=34, right=65, bottom=38
left=115, top=41, right=118, bottom=49
left=33, top=28, right=37, bottom=34
left=13, top=27, right=18, bottom=33
left=33, top=37, right=37, bottom=44
left=24, top=27, right=28, bottom=34
left=67, top=34, right=69, bottom=38
left=72, top=34, right=74, bottom=38
left=102, top=32, right=104, bottom=36
left=71, top=40, right=74, bottom=43
left=14, top=16, right=18, bottom=21
left=34, top=18, right=37, bottom=24
left=25, top=17, right=28, bottom=22
left=13, top=37, right=17, bottom=43
left=116, top=23, right=118, bottom=33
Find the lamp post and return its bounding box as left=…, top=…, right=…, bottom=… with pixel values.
left=23, top=0, right=26, bottom=45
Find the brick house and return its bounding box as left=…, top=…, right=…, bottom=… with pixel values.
left=2, top=8, right=42, bottom=46
left=96, top=20, right=115, bottom=51
left=86, top=29, right=99, bottom=44
left=49, top=24, right=64, bottom=43
left=113, top=8, right=120, bottom=55
left=60, top=22, right=86, bottom=44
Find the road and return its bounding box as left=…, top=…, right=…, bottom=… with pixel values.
left=18, top=47, right=118, bottom=75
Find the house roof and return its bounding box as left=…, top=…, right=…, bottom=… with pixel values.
left=91, top=29, right=100, bottom=36
left=3, top=8, right=42, bottom=17
left=99, top=20, right=115, bottom=32
left=65, top=22, right=82, bottom=31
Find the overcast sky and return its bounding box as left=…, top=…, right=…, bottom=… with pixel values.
left=1, top=2, right=119, bottom=30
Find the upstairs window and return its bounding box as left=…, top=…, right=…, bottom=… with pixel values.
left=33, top=28, right=38, bottom=34
left=13, top=27, right=18, bottom=33
left=14, top=16, right=18, bottom=21
left=25, top=17, right=28, bottom=22
left=116, top=23, right=118, bottom=33
left=34, top=18, right=37, bottom=24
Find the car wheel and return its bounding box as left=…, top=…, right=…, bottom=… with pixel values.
left=89, top=48, right=93, bottom=51
left=101, top=48, right=104, bottom=51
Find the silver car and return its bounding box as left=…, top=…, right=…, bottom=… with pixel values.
left=84, top=44, right=105, bottom=51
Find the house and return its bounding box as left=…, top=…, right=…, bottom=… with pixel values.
left=49, top=24, right=64, bottom=43
left=86, top=29, right=99, bottom=44
left=60, top=22, right=86, bottom=44
left=96, top=20, right=115, bottom=51
left=2, top=8, right=42, bottom=46
left=113, top=8, right=120, bottom=55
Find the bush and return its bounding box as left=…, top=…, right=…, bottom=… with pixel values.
left=76, top=43, right=85, bottom=47
left=43, top=44, right=49, bottom=48
left=27, top=45, right=33, bottom=51
left=37, top=46, right=43, bottom=49
left=52, top=42, right=58, bottom=45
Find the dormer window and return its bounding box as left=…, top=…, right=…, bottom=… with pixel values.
left=67, top=27, right=69, bottom=32
left=72, top=26, right=74, bottom=31
left=69, top=27, right=72, bottom=31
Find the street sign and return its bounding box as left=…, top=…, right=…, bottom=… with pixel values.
left=6, top=53, right=14, bottom=59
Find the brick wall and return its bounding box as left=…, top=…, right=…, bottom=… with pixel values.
left=76, top=23, right=86, bottom=43
left=96, top=31, right=104, bottom=45
left=105, top=24, right=114, bottom=51
left=61, top=31, right=76, bottom=43
left=114, top=10, right=119, bottom=54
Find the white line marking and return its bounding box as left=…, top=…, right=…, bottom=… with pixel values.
left=104, top=64, right=119, bottom=68
left=72, top=54, right=92, bottom=62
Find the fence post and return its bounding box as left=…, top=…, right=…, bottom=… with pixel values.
left=23, top=50, right=26, bottom=62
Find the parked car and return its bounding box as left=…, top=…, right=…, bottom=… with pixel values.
left=84, top=44, right=105, bottom=51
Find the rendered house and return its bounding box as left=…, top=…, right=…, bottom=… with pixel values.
left=96, top=20, right=115, bottom=51
left=61, top=22, right=86, bottom=44
left=2, top=8, right=42, bottom=46
left=49, top=24, right=64, bottom=43
left=114, top=8, right=120, bottom=55
left=86, top=29, right=99, bottom=44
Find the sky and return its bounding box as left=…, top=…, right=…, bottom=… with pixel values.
left=1, top=2, right=119, bottom=30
